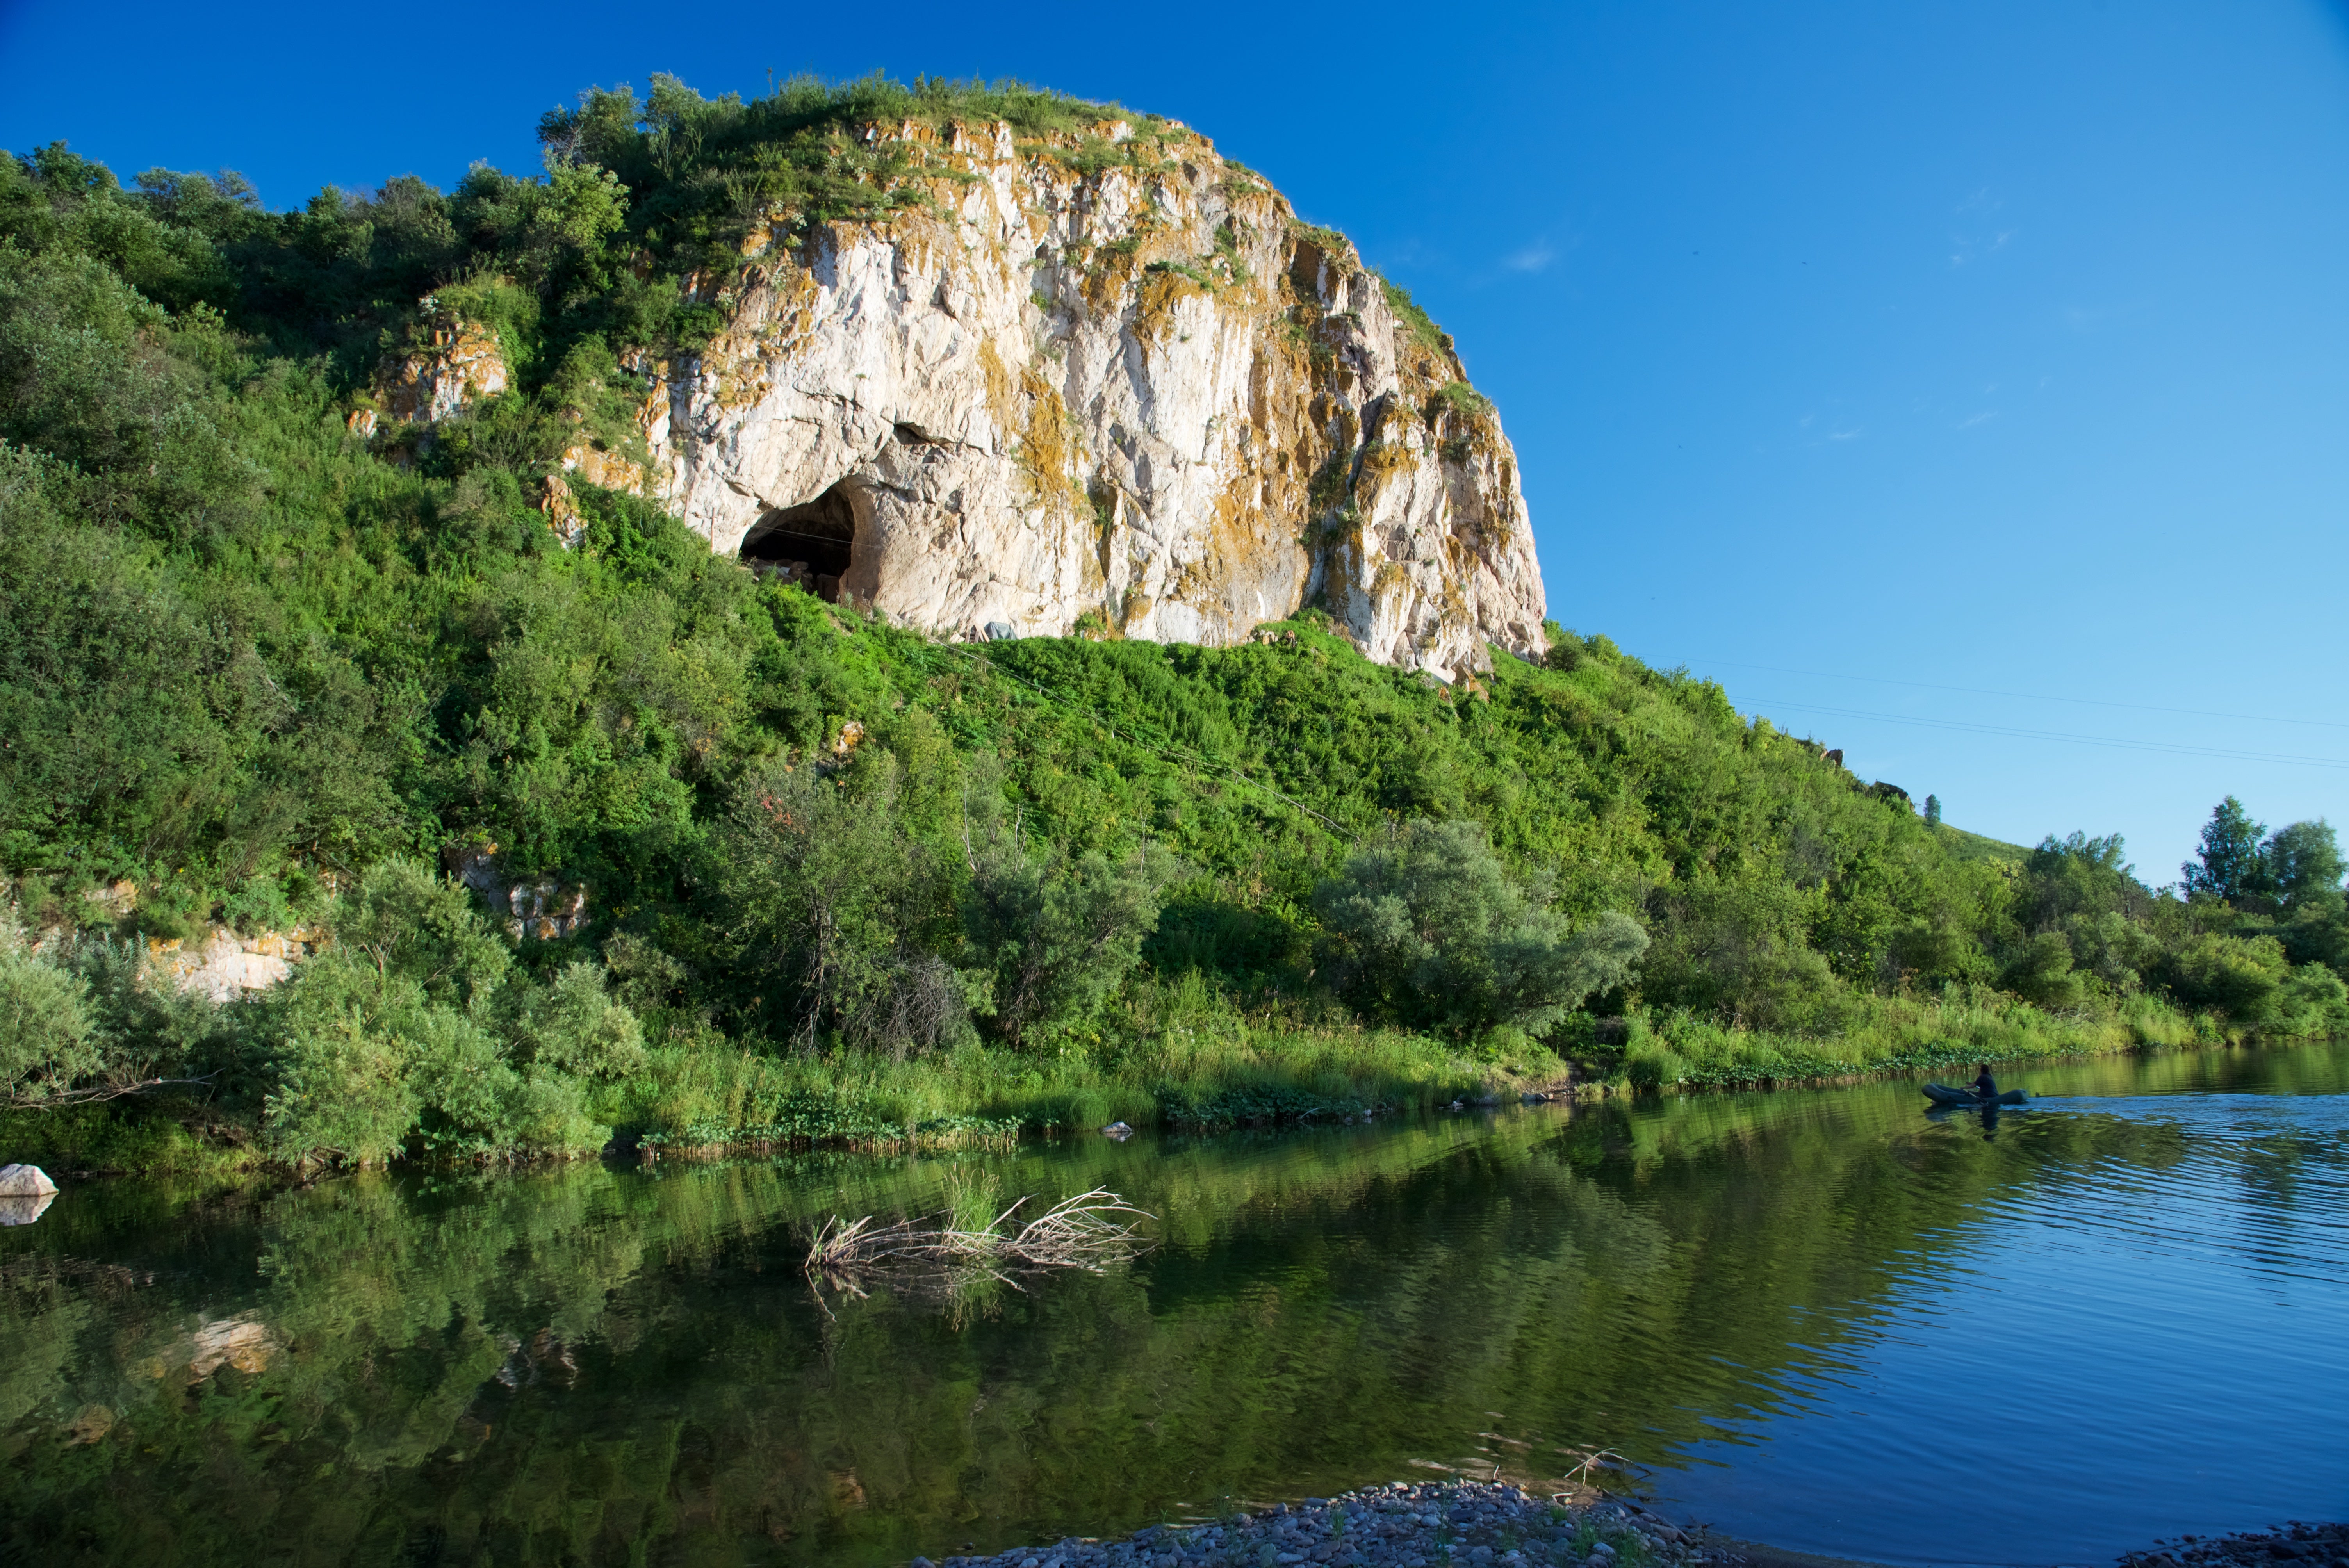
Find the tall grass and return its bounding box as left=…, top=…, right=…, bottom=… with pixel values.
left=1624, top=987, right=2218, bottom=1090
left=622, top=980, right=2229, bottom=1156
left=625, top=974, right=1555, bottom=1156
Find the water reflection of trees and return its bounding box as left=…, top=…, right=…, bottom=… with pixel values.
left=3, top=1051, right=2343, bottom=1566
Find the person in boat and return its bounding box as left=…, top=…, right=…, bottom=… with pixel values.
left=1971, top=1064, right=2000, bottom=1103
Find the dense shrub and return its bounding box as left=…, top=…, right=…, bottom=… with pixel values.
left=1314, top=820, right=1645, bottom=1037
left=0, top=928, right=99, bottom=1106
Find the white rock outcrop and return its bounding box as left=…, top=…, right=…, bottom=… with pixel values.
left=629, top=119, right=1549, bottom=678
left=148, top=927, right=318, bottom=1003
left=378, top=303, right=509, bottom=426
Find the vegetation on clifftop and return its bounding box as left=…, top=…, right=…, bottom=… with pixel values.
left=2, top=85, right=2345, bottom=1170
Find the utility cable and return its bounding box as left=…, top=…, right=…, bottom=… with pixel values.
left=1688, top=656, right=2349, bottom=732
left=1745, top=696, right=2349, bottom=772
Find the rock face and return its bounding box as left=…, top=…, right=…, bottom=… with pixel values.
left=445, top=846, right=592, bottom=942
left=631, top=119, right=1549, bottom=678
left=147, top=926, right=321, bottom=1003
left=376, top=303, right=509, bottom=426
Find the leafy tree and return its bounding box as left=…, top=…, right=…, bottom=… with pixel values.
left=2020, top=832, right=2144, bottom=930
left=1923, top=794, right=1941, bottom=829
left=260, top=951, right=431, bottom=1164
left=2274, top=960, right=2349, bottom=1037
left=336, top=858, right=513, bottom=1009
left=2152, top=931, right=2289, bottom=1024
left=2183, top=797, right=2268, bottom=903
left=1314, top=820, right=1648, bottom=1037
left=1637, top=878, right=1836, bottom=1031
left=716, top=753, right=965, bottom=1056
left=538, top=159, right=629, bottom=252
left=2001, top=930, right=2088, bottom=1011
left=963, top=798, right=1182, bottom=1049
left=0, top=925, right=100, bottom=1107
left=515, top=961, right=647, bottom=1080
left=2261, top=819, right=2344, bottom=916
left=246, top=861, right=637, bottom=1163
left=0, top=919, right=225, bottom=1107
left=2060, top=910, right=2157, bottom=996
left=406, top=1000, right=597, bottom=1156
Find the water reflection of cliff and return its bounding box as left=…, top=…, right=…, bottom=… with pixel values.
left=2, top=1044, right=2340, bottom=1566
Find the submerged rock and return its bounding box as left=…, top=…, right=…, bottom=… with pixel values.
left=135, top=1315, right=280, bottom=1381
left=2120, top=1524, right=2349, bottom=1568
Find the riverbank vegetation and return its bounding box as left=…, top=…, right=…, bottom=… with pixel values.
left=3, top=91, right=2346, bottom=1171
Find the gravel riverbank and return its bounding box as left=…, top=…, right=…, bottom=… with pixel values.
left=2119, top=1523, right=2349, bottom=1568
left=910, top=1482, right=2349, bottom=1568
left=914, top=1481, right=1718, bottom=1568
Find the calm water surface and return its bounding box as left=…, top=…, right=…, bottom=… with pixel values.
left=3, top=1043, right=2344, bottom=1566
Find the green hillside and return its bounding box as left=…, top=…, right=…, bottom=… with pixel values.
left=3, top=78, right=2345, bottom=1171
left=1935, top=826, right=2032, bottom=866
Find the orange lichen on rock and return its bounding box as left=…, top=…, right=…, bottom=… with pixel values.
left=375, top=306, right=508, bottom=425
left=618, top=118, right=1547, bottom=679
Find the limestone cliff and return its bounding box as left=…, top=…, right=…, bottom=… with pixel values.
left=367, top=116, right=1550, bottom=675
left=631, top=118, right=1547, bottom=678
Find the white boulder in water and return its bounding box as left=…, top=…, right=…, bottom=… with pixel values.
left=0, top=1164, right=58, bottom=1196
left=0, top=1164, right=57, bottom=1226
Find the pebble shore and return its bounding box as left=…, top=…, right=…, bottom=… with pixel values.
left=914, top=1481, right=1716, bottom=1568
left=2119, top=1523, right=2349, bottom=1568
left=911, top=1480, right=2349, bottom=1568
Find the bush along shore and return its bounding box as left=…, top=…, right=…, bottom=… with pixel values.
left=4, top=94, right=2349, bottom=1174
left=912, top=1481, right=1718, bottom=1568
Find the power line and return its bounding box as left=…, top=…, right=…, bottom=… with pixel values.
left=1688, top=656, right=2349, bottom=732
left=1747, top=696, right=2349, bottom=771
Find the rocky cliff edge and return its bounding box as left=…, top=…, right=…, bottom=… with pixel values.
left=397, top=115, right=1551, bottom=678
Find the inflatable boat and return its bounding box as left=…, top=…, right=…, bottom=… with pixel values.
left=1923, top=1082, right=2027, bottom=1107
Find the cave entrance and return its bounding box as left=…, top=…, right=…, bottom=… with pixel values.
left=740, top=482, right=859, bottom=602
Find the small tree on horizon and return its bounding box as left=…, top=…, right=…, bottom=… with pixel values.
left=1923, top=794, right=1941, bottom=829
left=2183, top=796, right=2269, bottom=903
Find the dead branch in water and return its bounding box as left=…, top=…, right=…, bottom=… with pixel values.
left=802, top=1189, right=1153, bottom=1280
left=996, top=1188, right=1155, bottom=1270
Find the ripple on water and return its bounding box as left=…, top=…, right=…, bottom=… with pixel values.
left=1656, top=1075, right=2349, bottom=1568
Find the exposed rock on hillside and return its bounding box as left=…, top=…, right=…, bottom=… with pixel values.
left=358, top=302, right=509, bottom=433
left=629, top=119, right=1549, bottom=678
left=446, top=846, right=593, bottom=942
left=148, top=926, right=321, bottom=1002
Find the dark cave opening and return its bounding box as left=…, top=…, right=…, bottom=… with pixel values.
left=740, top=483, right=857, bottom=601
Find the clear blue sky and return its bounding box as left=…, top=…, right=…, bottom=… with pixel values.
left=7, top=1, right=2346, bottom=882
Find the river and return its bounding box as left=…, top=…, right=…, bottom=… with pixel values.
left=3, top=1042, right=2343, bottom=1566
